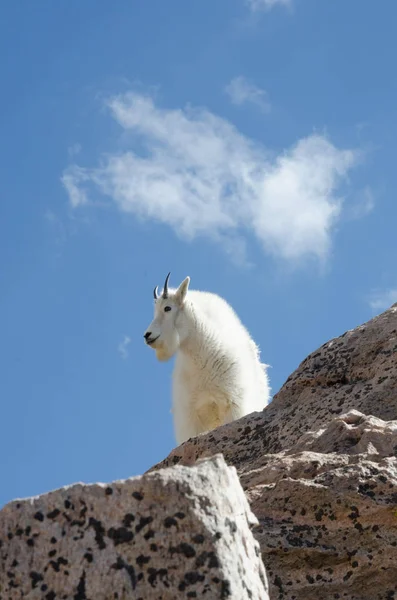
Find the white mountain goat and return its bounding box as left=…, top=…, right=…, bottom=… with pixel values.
left=144, top=273, right=270, bottom=445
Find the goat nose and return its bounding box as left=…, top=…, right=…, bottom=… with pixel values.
left=144, top=332, right=152, bottom=340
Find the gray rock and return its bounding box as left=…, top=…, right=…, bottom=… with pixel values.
left=0, top=454, right=269, bottom=599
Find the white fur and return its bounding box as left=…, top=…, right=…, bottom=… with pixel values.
left=144, top=275, right=270, bottom=445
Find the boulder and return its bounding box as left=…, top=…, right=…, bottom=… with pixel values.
left=0, top=455, right=269, bottom=600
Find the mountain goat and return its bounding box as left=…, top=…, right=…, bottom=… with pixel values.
left=144, top=273, right=270, bottom=445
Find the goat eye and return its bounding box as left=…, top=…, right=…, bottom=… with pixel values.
left=164, top=306, right=172, bottom=312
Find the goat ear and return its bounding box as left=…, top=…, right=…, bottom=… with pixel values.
left=175, top=276, right=190, bottom=305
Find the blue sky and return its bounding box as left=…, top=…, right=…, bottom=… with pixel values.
left=1, top=0, right=397, bottom=508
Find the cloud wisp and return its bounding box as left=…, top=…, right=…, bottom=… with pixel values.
left=225, top=76, right=271, bottom=113
left=118, top=335, right=131, bottom=360
left=68, top=143, right=82, bottom=158
left=246, top=0, right=292, bottom=12
left=368, top=289, right=397, bottom=312
left=62, top=91, right=360, bottom=265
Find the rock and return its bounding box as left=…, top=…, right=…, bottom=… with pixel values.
left=0, top=454, right=269, bottom=600
left=149, top=304, right=397, bottom=599
left=248, top=410, right=397, bottom=600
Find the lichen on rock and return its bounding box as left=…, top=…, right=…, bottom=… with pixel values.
left=0, top=454, right=269, bottom=600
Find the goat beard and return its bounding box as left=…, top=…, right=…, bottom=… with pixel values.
left=153, top=337, right=178, bottom=362
left=155, top=347, right=173, bottom=362
left=152, top=339, right=171, bottom=362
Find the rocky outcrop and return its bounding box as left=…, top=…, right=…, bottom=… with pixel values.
left=150, top=304, right=397, bottom=599
left=0, top=455, right=269, bottom=600
left=248, top=410, right=397, bottom=600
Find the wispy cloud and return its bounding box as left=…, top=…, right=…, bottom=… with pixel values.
left=356, top=186, right=375, bottom=217
left=44, top=210, right=66, bottom=244
left=225, top=76, right=271, bottom=113
left=68, top=143, right=82, bottom=158
left=344, top=186, right=375, bottom=221
left=368, top=289, right=397, bottom=312
left=118, top=335, right=131, bottom=360
left=61, top=167, right=90, bottom=208
left=62, top=91, right=360, bottom=264
left=246, top=0, right=292, bottom=12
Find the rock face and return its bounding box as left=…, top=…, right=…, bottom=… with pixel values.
left=150, top=304, right=397, bottom=600
left=249, top=410, right=397, bottom=600
left=0, top=455, right=269, bottom=600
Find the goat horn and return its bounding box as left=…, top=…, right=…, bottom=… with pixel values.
left=162, top=272, right=171, bottom=298
left=153, top=286, right=159, bottom=300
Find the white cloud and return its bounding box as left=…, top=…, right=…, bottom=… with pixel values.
left=118, top=335, right=131, bottom=360
left=368, top=289, right=397, bottom=312
left=246, top=0, right=292, bottom=12
left=225, top=76, right=271, bottom=113
left=62, top=91, right=359, bottom=263
left=61, top=166, right=90, bottom=208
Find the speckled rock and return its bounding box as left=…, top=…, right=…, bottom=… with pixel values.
left=0, top=454, right=269, bottom=600
left=149, top=304, right=397, bottom=599
left=247, top=410, right=397, bottom=600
